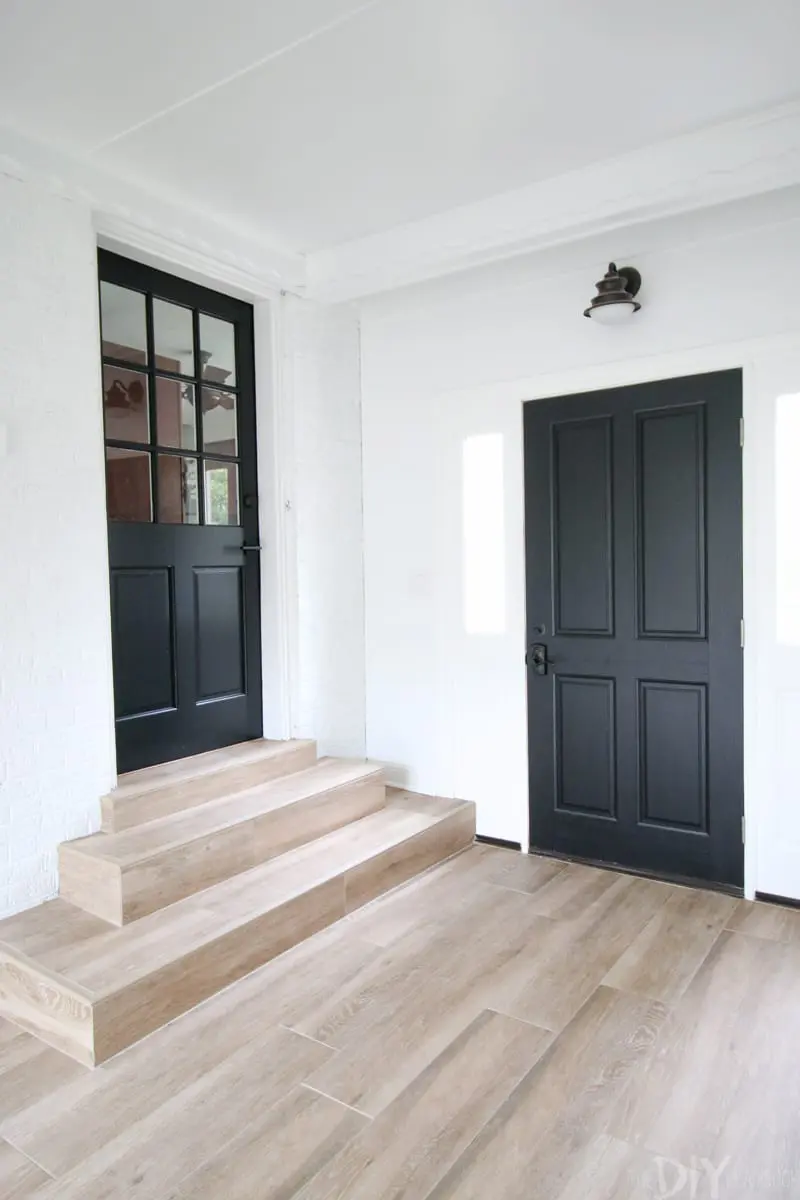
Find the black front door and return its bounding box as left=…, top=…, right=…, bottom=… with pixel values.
left=524, top=370, right=743, bottom=888
left=99, top=250, right=262, bottom=773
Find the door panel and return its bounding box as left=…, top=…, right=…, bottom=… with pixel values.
left=552, top=416, right=614, bottom=635
left=193, top=566, right=245, bottom=701
left=110, top=567, right=176, bottom=718
left=100, top=251, right=262, bottom=773
left=524, top=370, right=743, bottom=887
left=555, top=675, right=617, bottom=817
left=636, top=406, right=706, bottom=637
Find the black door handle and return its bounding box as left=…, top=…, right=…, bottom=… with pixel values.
left=527, top=643, right=552, bottom=676
left=241, top=545, right=262, bottom=551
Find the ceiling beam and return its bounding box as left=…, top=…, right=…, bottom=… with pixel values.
left=306, top=101, right=800, bottom=302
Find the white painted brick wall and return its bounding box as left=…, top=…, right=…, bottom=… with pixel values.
left=0, top=178, right=367, bottom=918
left=0, top=173, right=116, bottom=917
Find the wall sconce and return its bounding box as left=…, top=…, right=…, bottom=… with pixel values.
left=584, top=262, right=641, bottom=323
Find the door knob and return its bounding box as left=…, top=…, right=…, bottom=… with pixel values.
left=527, top=643, right=552, bottom=676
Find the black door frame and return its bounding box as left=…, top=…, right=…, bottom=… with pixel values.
left=99, top=249, right=263, bottom=773
left=522, top=366, right=745, bottom=890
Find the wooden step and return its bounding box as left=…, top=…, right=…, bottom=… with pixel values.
left=0, top=795, right=475, bottom=1066
left=102, top=738, right=317, bottom=832
left=60, top=760, right=386, bottom=925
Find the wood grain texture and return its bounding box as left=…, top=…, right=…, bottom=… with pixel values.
left=172, top=1085, right=367, bottom=1200
left=426, top=986, right=669, bottom=1200
left=58, top=846, right=122, bottom=926
left=102, top=738, right=318, bottom=831
left=295, top=1010, right=551, bottom=1200
left=27, top=1027, right=331, bottom=1199
left=0, top=797, right=475, bottom=1066
left=0, top=1021, right=85, bottom=1124
left=609, top=929, right=800, bottom=1187
left=487, top=871, right=673, bottom=1031
left=726, top=896, right=800, bottom=942
left=0, top=944, right=95, bottom=1066
left=603, top=885, right=737, bottom=1002
left=64, top=763, right=385, bottom=924
left=0, top=1138, right=49, bottom=1198
left=0, top=927, right=377, bottom=1177
left=2, top=846, right=798, bottom=1197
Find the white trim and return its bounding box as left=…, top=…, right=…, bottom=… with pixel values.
left=437, top=330, right=800, bottom=900
left=255, top=297, right=297, bottom=739
left=308, top=101, right=800, bottom=302
left=0, top=123, right=306, bottom=300
left=96, top=237, right=297, bottom=758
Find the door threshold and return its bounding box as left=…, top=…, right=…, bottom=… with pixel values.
left=528, top=845, right=744, bottom=898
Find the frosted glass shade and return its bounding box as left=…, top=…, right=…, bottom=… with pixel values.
left=588, top=300, right=638, bottom=324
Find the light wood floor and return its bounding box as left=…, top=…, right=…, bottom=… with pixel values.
left=1, top=844, right=799, bottom=1198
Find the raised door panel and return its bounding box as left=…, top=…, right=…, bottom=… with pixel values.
left=636, top=405, right=707, bottom=639
left=638, top=680, right=708, bottom=832
left=552, top=416, right=614, bottom=636
left=111, top=568, right=176, bottom=718
left=555, top=675, right=617, bottom=819
left=193, top=566, right=245, bottom=702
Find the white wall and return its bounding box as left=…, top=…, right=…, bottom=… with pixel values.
left=359, top=187, right=800, bottom=898
left=283, top=297, right=366, bottom=759
left=0, top=173, right=116, bottom=916
left=0, top=174, right=367, bottom=918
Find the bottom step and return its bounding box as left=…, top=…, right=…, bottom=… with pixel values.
left=0, top=794, right=474, bottom=1066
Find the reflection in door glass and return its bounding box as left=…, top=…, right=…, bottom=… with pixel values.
left=100, top=282, right=147, bottom=365
left=156, top=377, right=196, bottom=451
left=153, top=298, right=195, bottom=376
left=463, top=433, right=506, bottom=635
left=204, top=460, right=240, bottom=526
left=157, top=455, right=199, bottom=524
left=202, top=386, right=237, bottom=456
left=776, top=393, right=800, bottom=644
left=103, top=366, right=149, bottom=444
left=200, top=314, right=236, bottom=386
left=106, top=447, right=152, bottom=522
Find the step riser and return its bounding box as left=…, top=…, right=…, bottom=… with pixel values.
left=62, top=780, right=386, bottom=926
left=58, top=847, right=123, bottom=927
left=102, top=742, right=318, bottom=832
left=92, top=879, right=343, bottom=1064
left=0, top=942, right=95, bottom=1067
left=4, top=807, right=475, bottom=1066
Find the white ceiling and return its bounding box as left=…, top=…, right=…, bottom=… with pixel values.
left=1, top=0, right=799, bottom=255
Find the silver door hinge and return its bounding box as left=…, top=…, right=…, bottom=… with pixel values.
left=740, top=619, right=745, bottom=649
left=742, top=815, right=746, bottom=845
left=739, top=417, right=744, bottom=447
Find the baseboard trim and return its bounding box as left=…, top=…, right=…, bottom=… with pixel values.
left=529, top=845, right=744, bottom=898
left=476, top=835, right=522, bottom=851
left=755, top=890, right=800, bottom=909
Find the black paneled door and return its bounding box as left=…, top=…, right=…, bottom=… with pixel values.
left=524, top=370, right=743, bottom=887
left=99, top=250, right=262, bottom=773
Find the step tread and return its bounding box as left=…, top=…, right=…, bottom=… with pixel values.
left=69, top=760, right=383, bottom=867
left=112, top=738, right=316, bottom=800
left=0, top=899, right=110, bottom=960
left=22, top=797, right=472, bottom=997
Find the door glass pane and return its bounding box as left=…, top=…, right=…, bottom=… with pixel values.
left=204, top=460, right=240, bottom=525
left=200, top=314, right=236, bottom=386
left=158, top=455, right=199, bottom=524
left=153, top=298, right=194, bottom=376
left=106, top=447, right=152, bottom=521
left=103, top=366, right=149, bottom=444
left=156, top=377, right=196, bottom=451
left=202, top=386, right=237, bottom=456
left=100, top=282, right=147, bottom=365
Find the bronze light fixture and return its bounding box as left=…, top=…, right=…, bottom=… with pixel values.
left=584, top=262, right=642, bottom=323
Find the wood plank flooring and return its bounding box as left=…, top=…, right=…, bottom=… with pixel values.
left=1, top=844, right=799, bottom=1198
